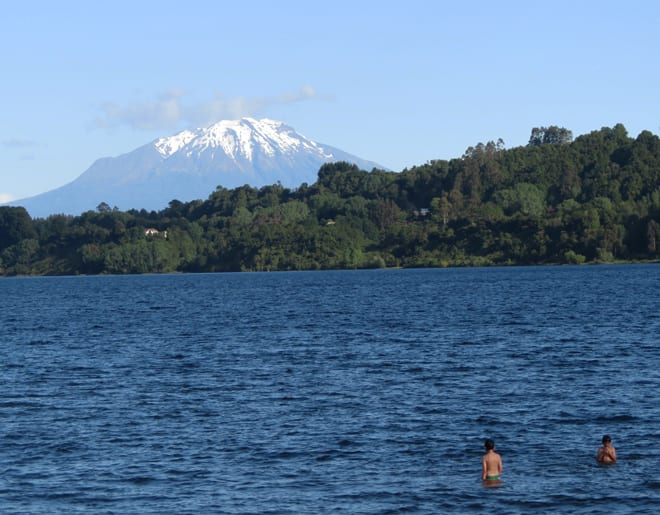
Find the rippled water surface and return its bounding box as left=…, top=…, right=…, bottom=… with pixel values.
left=1, top=265, right=659, bottom=514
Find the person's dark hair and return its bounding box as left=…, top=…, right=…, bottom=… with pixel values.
left=484, top=438, right=495, bottom=450
left=602, top=435, right=612, bottom=444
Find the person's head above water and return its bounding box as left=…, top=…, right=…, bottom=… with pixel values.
left=484, top=438, right=495, bottom=450
left=602, top=435, right=612, bottom=444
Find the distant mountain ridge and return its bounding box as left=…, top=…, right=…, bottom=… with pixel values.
left=10, top=118, right=385, bottom=218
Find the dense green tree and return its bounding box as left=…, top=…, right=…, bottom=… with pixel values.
left=0, top=206, right=36, bottom=250
left=528, top=126, right=573, bottom=146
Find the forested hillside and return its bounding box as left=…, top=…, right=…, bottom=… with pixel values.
left=1, top=124, right=659, bottom=275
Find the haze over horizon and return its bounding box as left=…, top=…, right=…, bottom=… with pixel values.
left=2, top=0, right=659, bottom=203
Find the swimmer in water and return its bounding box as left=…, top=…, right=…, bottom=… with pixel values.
left=482, top=438, right=503, bottom=483
left=596, top=435, right=617, bottom=464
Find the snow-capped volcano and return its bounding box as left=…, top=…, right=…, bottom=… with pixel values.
left=11, top=118, right=386, bottom=218
left=154, top=118, right=334, bottom=161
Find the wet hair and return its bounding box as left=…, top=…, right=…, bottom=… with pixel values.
left=602, top=435, right=612, bottom=444
left=484, top=438, right=495, bottom=450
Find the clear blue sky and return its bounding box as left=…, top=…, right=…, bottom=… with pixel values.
left=2, top=0, right=659, bottom=203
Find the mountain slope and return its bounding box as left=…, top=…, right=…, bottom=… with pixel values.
left=12, top=118, right=385, bottom=218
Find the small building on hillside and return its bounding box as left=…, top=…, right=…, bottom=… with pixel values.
left=144, top=228, right=168, bottom=238
left=412, top=208, right=430, bottom=218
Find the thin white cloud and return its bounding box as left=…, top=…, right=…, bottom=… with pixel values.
left=2, top=139, right=40, bottom=148
left=0, top=193, right=14, bottom=204
left=3, top=139, right=42, bottom=162
left=93, top=86, right=322, bottom=131
left=93, top=89, right=186, bottom=131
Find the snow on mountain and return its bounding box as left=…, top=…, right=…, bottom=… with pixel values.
left=155, top=118, right=333, bottom=161
left=9, top=118, right=386, bottom=218
left=154, top=129, right=197, bottom=157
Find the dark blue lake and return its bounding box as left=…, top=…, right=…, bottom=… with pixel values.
left=1, top=265, right=659, bottom=514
